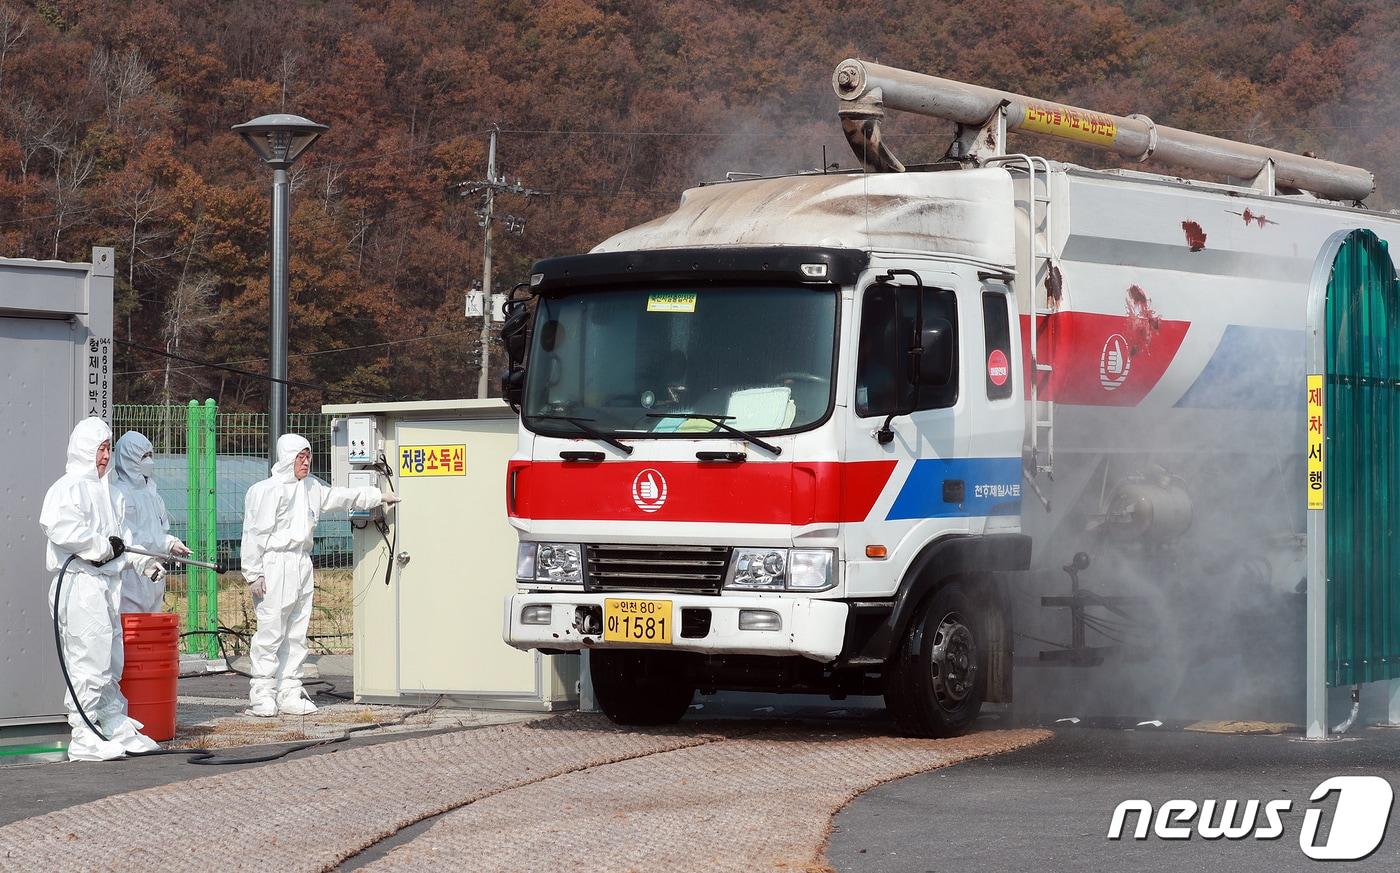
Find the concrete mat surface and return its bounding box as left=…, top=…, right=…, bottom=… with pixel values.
left=0, top=715, right=1047, bottom=873
left=361, top=728, right=1050, bottom=873
left=0, top=716, right=714, bottom=873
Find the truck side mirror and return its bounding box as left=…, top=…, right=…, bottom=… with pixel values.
left=499, top=291, right=531, bottom=411
left=501, top=297, right=531, bottom=363
left=914, top=317, right=953, bottom=386
left=501, top=367, right=526, bottom=410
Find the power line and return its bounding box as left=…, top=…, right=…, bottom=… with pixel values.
left=117, top=339, right=398, bottom=400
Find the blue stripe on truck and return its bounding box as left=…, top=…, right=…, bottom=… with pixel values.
left=1174, top=324, right=1305, bottom=411
left=886, top=457, right=1023, bottom=520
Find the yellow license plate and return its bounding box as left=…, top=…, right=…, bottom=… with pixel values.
left=603, top=598, right=673, bottom=644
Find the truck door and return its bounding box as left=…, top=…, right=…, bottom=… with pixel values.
left=842, top=266, right=972, bottom=598
left=841, top=266, right=1026, bottom=598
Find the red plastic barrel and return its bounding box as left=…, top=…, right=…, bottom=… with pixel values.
left=119, top=613, right=179, bottom=742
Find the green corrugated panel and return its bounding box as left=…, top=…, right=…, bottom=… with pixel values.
left=1326, top=229, right=1400, bottom=686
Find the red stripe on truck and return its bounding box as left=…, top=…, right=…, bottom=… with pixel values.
left=507, top=460, right=898, bottom=524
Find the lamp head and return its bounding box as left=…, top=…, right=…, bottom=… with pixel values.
left=232, top=114, right=328, bottom=169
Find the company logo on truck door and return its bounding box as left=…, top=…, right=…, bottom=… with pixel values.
left=987, top=349, right=1010, bottom=387
left=631, top=469, right=668, bottom=512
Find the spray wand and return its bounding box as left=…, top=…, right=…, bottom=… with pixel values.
left=122, top=545, right=221, bottom=572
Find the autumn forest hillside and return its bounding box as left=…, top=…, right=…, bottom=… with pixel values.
left=1, top=0, right=1396, bottom=409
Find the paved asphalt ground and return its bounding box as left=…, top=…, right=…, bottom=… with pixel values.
left=829, top=722, right=1400, bottom=873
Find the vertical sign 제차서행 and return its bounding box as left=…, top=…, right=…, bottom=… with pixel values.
left=1307, top=374, right=1324, bottom=510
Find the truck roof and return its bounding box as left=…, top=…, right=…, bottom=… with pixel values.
left=592, top=168, right=1017, bottom=270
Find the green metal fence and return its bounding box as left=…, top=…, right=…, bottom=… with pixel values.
left=187, top=400, right=217, bottom=657
left=111, top=403, right=354, bottom=656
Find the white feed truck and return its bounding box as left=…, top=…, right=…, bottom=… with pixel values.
left=499, top=60, right=1400, bottom=736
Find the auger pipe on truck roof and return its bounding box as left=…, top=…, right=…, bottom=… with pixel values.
left=832, top=58, right=1376, bottom=202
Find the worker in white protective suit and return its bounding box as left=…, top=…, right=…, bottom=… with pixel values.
left=111, top=431, right=191, bottom=614
left=40, top=417, right=163, bottom=761
left=242, top=433, right=397, bottom=716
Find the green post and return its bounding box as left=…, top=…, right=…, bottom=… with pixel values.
left=185, top=400, right=201, bottom=654
left=202, top=399, right=218, bottom=659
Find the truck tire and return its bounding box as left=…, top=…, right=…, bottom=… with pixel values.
left=589, top=650, right=695, bottom=726
left=884, top=582, right=985, bottom=737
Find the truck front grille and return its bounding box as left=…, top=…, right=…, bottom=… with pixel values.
left=584, top=544, right=730, bottom=595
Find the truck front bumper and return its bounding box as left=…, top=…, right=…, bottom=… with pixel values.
left=504, top=592, right=848, bottom=662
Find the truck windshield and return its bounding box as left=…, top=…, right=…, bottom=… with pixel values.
left=523, top=285, right=838, bottom=437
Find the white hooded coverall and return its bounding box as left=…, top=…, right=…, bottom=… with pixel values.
left=40, top=417, right=161, bottom=761
left=242, top=433, right=382, bottom=709
left=111, top=430, right=185, bottom=614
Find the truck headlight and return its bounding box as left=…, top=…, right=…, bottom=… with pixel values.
left=725, top=548, right=836, bottom=591
left=787, top=549, right=836, bottom=591
left=727, top=548, right=787, bottom=590
left=517, top=542, right=583, bottom=585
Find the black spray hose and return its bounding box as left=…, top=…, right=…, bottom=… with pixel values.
left=180, top=627, right=353, bottom=700
left=54, top=555, right=440, bottom=765
left=121, top=694, right=445, bottom=766
left=375, top=453, right=397, bottom=587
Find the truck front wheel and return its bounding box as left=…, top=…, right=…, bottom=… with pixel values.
left=589, top=650, right=695, bottom=726
left=885, top=582, right=986, bottom=737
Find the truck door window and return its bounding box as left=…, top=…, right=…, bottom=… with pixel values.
left=855, top=283, right=958, bottom=417
left=982, top=291, right=1013, bottom=400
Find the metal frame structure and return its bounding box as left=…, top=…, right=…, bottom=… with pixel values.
left=1304, top=229, right=1346, bottom=739
left=0, top=247, right=113, bottom=737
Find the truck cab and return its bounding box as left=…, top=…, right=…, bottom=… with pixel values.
left=502, top=170, right=1029, bottom=736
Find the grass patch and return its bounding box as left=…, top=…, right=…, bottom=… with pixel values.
left=164, top=568, right=355, bottom=655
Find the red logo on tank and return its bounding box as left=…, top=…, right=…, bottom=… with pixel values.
left=1099, top=334, right=1131, bottom=391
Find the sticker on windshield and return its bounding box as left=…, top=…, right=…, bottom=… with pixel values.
left=647, top=292, right=697, bottom=313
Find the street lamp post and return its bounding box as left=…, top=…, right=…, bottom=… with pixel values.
left=231, top=113, right=328, bottom=461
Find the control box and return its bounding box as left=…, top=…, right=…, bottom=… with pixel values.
left=347, top=416, right=378, bottom=465
left=348, top=469, right=382, bottom=519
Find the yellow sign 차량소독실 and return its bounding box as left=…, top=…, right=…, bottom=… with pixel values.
left=399, top=444, right=466, bottom=477
left=1021, top=103, right=1117, bottom=146
left=1307, top=374, right=1324, bottom=510
left=647, top=292, right=697, bottom=313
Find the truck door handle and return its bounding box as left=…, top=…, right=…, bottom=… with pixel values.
left=696, top=451, right=745, bottom=463
left=942, top=479, right=965, bottom=504
left=560, top=451, right=605, bottom=462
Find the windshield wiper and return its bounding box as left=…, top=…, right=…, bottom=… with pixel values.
left=533, top=415, right=634, bottom=455
left=646, top=413, right=781, bottom=455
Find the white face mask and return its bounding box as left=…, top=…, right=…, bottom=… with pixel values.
left=140, top=456, right=155, bottom=479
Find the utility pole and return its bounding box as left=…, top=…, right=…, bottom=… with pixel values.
left=458, top=125, right=541, bottom=398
